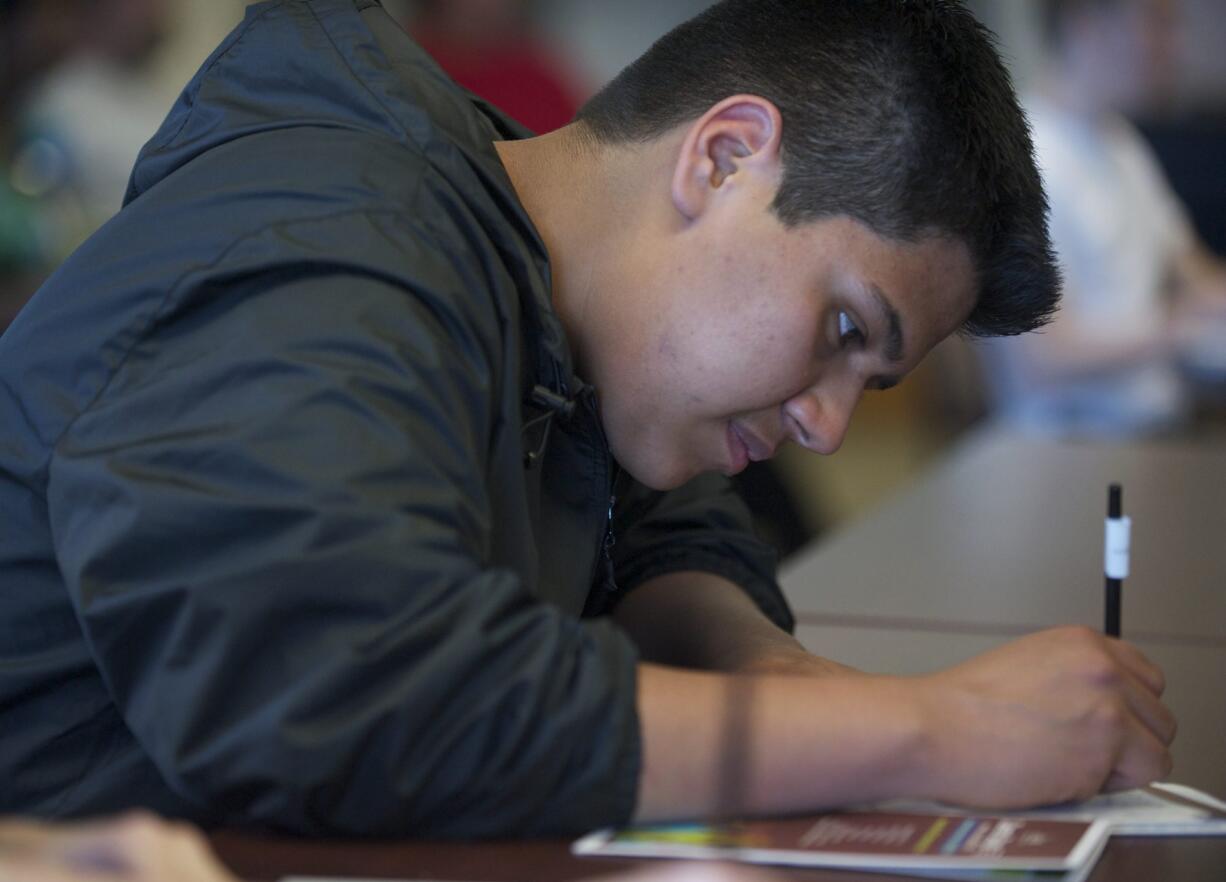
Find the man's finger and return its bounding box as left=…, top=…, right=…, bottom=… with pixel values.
left=0, top=851, right=128, bottom=882
left=1104, top=639, right=1166, bottom=697
left=1103, top=719, right=1174, bottom=793
left=1119, top=667, right=1178, bottom=746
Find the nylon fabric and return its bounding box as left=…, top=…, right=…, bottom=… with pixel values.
left=0, top=0, right=787, bottom=837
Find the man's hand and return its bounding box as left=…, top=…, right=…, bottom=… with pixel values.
left=910, top=626, right=1176, bottom=809
left=0, top=812, right=238, bottom=882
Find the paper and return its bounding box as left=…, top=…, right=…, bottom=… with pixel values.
left=880, top=783, right=1226, bottom=837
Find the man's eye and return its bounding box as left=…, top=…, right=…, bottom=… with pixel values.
left=837, top=310, right=865, bottom=349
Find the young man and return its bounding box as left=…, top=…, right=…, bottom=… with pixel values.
left=0, top=0, right=1174, bottom=837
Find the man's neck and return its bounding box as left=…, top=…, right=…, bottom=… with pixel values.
left=495, top=126, right=621, bottom=377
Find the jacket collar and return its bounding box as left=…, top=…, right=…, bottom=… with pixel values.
left=341, top=0, right=579, bottom=401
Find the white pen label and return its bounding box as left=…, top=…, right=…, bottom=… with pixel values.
left=1104, top=516, right=1131, bottom=579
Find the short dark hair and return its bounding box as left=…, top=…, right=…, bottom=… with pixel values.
left=577, top=0, right=1060, bottom=338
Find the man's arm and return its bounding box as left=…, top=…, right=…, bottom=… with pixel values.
left=612, top=570, right=855, bottom=676
left=1006, top=241, right=1226, bottom=383
left=1004, top=309, right=1173, bottom=384
left=632, top=626, right=1176, bottom=822
left=1173, top=242, right=1226, bottom=306
left=604, top=490, right=1173, bottom=820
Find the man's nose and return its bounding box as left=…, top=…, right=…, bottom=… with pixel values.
left=782, top=381, right=861, bottom=456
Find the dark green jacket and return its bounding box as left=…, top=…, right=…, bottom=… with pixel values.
left=0, top=0, right=789, bottom=837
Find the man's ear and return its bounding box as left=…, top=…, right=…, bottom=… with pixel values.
left=670, top=95, right=783, bottom=222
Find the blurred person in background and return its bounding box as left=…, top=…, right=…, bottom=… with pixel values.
left=982, top=0, right=1226, bottom=437
left=1, top=0, right=87, bottom=329
left=0, top=0, right=169, bottom=332
left=22, top=0, right=170, bottom=239
left=407, top=0, right=586, bottom=133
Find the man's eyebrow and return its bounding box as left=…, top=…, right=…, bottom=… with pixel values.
left=869, top=283, right=906, bottom=365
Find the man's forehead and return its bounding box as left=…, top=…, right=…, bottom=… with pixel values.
left=784, top=213, right=978, bottom=330
left=872, top=232, right=978, bottom=367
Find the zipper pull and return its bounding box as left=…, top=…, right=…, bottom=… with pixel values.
left=602, top=495, right=618, bottom=592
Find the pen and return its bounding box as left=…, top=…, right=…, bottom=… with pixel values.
left=1103, top=483, right=1130, bottom=638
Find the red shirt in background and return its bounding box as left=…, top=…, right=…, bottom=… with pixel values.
left=413, top=27, right=585, bottom=134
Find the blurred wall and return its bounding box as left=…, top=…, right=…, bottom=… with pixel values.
left=967, top=0, right=1045, bottom=91
left=537, top=0, right=715, bottom=90
left=25, top=0, right=1226, bottom=231
left=972, top=0, right=1226, bottom=254
left=1176, top=0, right=1226, bottom=111
left=150, top=0, right=247, bottom=109
left=971, top=0, right=1226, bottom=114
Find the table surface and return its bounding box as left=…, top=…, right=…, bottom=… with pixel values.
left=210, top=830, right=1226, bottom=882
left=211, top=428, right=1226, bottom=882
left=781, top=429, right=1226, bottom=644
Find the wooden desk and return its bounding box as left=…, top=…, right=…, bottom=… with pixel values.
left=209, top=429, right=1226, bottom=881
left=210, top=829, right=1226, bottom=881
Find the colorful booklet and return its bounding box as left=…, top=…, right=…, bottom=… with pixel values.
left=572, top=810, right=1112, bottom=878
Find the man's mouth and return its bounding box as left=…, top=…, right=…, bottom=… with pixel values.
left=731, top=422, right=775, bottom=463
left=726, top=422, right=750, bottom=475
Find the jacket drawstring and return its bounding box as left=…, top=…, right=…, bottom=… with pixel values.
left=522, top=384, right=576, bottom=467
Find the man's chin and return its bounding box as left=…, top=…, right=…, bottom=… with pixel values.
left=613, top=449, right=694, bottom=493
left=624, top=465, right=690, bottom=492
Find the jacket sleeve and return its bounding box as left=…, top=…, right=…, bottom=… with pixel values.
left=46, top=250, right=640, bottom=838
left=607, top=473, right=793, bottom=633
